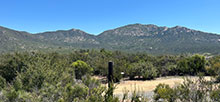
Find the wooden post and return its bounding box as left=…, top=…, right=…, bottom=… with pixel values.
left=108, top=61, right=113, bottom=96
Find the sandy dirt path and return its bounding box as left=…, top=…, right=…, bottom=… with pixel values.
left=111, top=76, right=212, bottom=98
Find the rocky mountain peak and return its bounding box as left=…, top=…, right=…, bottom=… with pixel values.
left=0, top=24, right=220, bottom=54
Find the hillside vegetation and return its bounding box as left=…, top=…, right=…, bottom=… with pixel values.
left=1, top=24, right=220, bottom=54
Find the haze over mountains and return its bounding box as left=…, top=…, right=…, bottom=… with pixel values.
left=0, top=24, right=220, bottom=54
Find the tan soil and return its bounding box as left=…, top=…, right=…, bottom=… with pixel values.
left=112, top=76, right=212, bottom=95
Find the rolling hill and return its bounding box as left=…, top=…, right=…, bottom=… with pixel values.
left=0, top=24, right=220, bottom=54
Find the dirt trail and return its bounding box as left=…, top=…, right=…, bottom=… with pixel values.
left=113, top=76, right=211, bottom=95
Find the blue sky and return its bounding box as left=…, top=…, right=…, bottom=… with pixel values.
left=0, top=0, right=220, bottom=35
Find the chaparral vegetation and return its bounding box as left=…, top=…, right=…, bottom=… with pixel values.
left=0, top=49, right=220, bottom=102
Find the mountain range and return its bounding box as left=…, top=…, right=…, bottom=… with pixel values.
left=0, top=24, right=220, bottom=54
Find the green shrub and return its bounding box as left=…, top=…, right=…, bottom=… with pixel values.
left=128, top=61, right=157, bottom=80
left=154, top=83, right=177, bottom=102
left=210, top=89, right=220, bottom=102
left=4, top=88, right=19, bottom=102
left=142, top=62, right=157, bottom=80
left=0, top=76, right=6, bottom=90
left=153, top=76, right=217, bottom=102
left=13, top=77, right=23, bottom=91
left=71, top=60, right=93, bottom=79
left=177, top=55, right=206, bottom=75
left=0, top=53, right=27, bottom=82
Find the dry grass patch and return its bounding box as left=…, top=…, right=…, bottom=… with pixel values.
left=113, top=76, right=212, bottom=95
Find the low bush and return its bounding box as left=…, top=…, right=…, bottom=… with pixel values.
left=127, top=61, right=158, bottom=80
left=154, top=76, right=219, bottom=102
